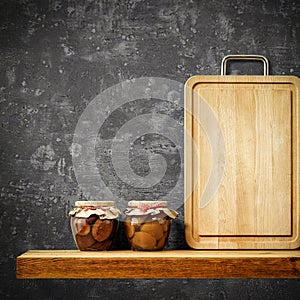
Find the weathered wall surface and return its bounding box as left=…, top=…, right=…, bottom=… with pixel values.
left=0, top=0, right=299, bottom=299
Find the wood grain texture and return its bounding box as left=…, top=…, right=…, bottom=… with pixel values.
left=16, top=250, right=300, bottom=279
left=184, top=75, right=300, bottom=249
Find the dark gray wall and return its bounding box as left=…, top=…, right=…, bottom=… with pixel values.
left=1, top=0, right=300, bottom=299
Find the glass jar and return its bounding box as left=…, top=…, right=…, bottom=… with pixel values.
left=124, top=201, right=178, bottom=251
left=69, top=201, right=120, bottom=251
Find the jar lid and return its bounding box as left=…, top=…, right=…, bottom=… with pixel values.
left=75, top=201, right=115, bottom=207
left=69, top=201, right=120, bottom=219
left=128, top=200, right=167, bottom=208
left=125, top=200, right=178, bottom=219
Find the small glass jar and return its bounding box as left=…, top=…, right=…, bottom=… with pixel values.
left=124, top=201, right=178, bottom=251
left=69, top=201, right=120, bottom=251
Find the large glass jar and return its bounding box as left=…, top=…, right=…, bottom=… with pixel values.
left=69, top=201, right=120, bottom=251
left=124, top=201, right=178, bottom=251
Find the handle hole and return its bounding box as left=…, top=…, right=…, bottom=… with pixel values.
left=225, top=60, right=265, bottom=75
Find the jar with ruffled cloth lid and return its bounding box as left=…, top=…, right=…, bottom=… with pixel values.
left=69, top=201, right=120, bottom=251
left=124, top=201, right=178, bottom=251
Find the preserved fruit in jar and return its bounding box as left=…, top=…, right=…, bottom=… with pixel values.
left=69, top=201, right=120, bottom=251
left=124, top=201, right=178, bottom=251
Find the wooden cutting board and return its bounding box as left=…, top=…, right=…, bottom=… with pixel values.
left=184, top=55, right=300, bottom=249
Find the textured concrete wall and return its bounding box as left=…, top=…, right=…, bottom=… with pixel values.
left=0, top=0, right=300, bottom=299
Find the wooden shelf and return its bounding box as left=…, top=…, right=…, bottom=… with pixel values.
left=16, top=250, right=300, bottom=278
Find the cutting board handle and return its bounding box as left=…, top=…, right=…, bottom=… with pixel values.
left=221, top=55, right=269, bottom=76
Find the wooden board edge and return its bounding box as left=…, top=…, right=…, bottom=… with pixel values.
left=184, top=75, right=300, bottom=85
left=291, top=74, right=300, bottom=250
